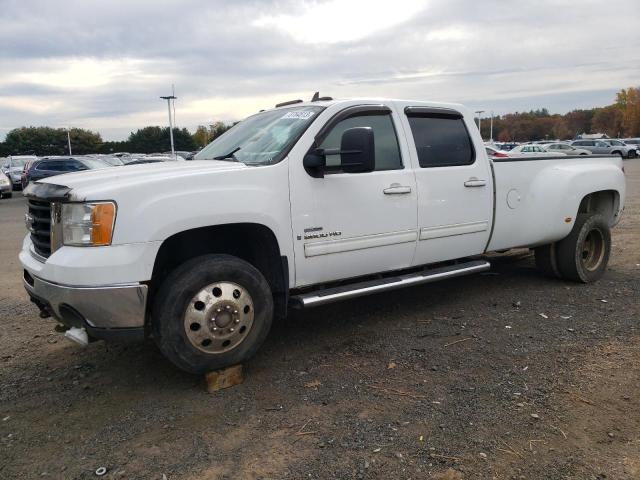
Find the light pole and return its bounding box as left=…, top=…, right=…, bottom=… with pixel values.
left=160, top=93, right=177, bottom=158
left=67, top=129, right=72, bottom=155
left=489, top=111, right=494, bottom=143
left=475, top=110, right=485, bottom=141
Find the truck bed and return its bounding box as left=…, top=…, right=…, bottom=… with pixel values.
left=487, top=154, right=624, bottom=251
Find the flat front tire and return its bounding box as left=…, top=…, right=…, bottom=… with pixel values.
left=556, top=214, right=611, bottom=283
left=152, top=254, right=274, bottom=374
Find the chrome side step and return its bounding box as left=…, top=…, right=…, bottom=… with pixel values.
left=290, top=259, right=490, bottom=308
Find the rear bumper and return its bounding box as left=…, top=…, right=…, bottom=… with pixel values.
left=23, top=270, right=147, bottom=341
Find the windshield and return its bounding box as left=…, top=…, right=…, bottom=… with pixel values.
left=195, top=106, right=324, bottom=165
left=11, top=158, right=28, bottom=167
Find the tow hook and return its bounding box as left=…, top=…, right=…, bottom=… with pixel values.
left=64, top=327, right=89, bottom=347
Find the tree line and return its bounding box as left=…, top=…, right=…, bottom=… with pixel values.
left=0, top=122, right=233, bottom=157
left=1, top=87, right=638, bottom=156
left=482, top=87, right=640, bottom=142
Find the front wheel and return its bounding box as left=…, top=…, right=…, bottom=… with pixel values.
left=152, top=254, right=274, bottom=374
left=556, top=214, right=611, bottom=283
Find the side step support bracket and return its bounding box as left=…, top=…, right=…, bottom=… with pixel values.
left=290, top=259, right=490, bottom=308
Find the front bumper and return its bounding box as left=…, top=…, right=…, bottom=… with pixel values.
left=0, top=183, right=11, bottom=195
left=23, top=270, right=147, bottom=341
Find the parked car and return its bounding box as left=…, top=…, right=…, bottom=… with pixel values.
left=604, top=139, right=637, bottom=158
left=0, top=171, right=12, bottom=198
left=485, top=146, right=510, bottom=158
left=2, top=155, right=38, bottom=190
left=571, top=139, right=628, bottom=157
left=507, top=144, right=565, bottom=157
left=544, top=142, right=591, bottom=156
left=21, top=98, right=625, bottom=374
left=22, top=156, right=112, bottom=188
left=623, top=138, right=640, bottom=150
left=86, top=155, right=125, bottom=166
left=496, top=142, right=518, bottom=151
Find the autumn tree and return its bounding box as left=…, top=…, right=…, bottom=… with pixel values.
left=591, top=106, right=624, bottom=138
left=616, top=87, right=640, bottom=136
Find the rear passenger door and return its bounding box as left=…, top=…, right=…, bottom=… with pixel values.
left=395, top=103, right=493, bottom=265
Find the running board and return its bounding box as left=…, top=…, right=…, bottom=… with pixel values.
left=290, top=260, right=490, bottom=308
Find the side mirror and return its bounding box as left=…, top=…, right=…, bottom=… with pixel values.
left=339, top=127, right=375, bottom=173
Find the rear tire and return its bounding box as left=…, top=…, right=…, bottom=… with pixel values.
left=534, top=243, right=561, bottom=278
left=152, top=254, right=274, bottom=374
left=556, top=214, right=611, bottom=283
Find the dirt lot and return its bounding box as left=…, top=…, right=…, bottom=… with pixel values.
left=1, top=161, right=638, bottom=480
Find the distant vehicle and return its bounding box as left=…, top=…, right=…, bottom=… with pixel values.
left=605, top=139, right=637, bottom=158
left=496, top=142, right=518, bottom=151
left=85, top=155, right=125, bottom=166
left=571, top=140, right=629, bottom=157
left=22, top=156, right=113, bottom=188
left=544, top=142, right=591, bottom=156
left=2, top=155, right=38, bottom=190
left=0, top=171, right=12, bottom=198
left=485, top=146, right=510, bottom=158
left=623, top=138, right=640, bottom=148
left=507, top=144, right=565, bottom=157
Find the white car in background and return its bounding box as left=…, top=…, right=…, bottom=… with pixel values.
left=0, top=170, right=12, bottom=198
left=507, top=144, right=566, bottom=157
left=544, top=142, right=591, bottom=156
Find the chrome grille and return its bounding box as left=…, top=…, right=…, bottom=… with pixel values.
left=27, top=199, right=52, bottom=258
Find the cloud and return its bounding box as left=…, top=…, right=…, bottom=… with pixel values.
left=0, top=0, right=638, bottom=140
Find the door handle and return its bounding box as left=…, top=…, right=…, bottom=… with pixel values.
left=464, top=177, right=487, bottom=187
left=383, top=184, right=412, bottom=195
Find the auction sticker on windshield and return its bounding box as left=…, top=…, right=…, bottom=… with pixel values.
left=281, top=111, right=315, bottom=120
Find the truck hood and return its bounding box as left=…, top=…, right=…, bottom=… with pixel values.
left=30, top=160, right=247, bottom=201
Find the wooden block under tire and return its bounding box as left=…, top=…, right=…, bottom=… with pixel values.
left=204, top=364, right=244, bottom=392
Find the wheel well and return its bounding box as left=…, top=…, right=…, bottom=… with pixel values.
left=578, top=190, right=620, bottom=226
left=611, top=150, right=622, bottom=156
left=150, top=223, right=288, bottom=321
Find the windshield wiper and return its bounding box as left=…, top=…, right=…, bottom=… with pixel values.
left=213, top=147, right=241, bottom=161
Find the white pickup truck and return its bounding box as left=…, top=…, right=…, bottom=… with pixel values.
left=21, top=97, right=626, bottom=373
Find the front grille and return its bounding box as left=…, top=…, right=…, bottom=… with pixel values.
left=28, top=199, right=52, bottom=258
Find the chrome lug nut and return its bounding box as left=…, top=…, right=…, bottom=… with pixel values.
left=229, top=327, right=235, bottom=332
left=234, top=319, right=240, bottom=324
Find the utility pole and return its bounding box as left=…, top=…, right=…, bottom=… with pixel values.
left=67, top=129, right=72, bottom=155
left=475, top=110, right=485, bottom=141
left=160, top=91, right=177, bottom=158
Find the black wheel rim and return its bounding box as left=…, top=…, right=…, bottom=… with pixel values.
left=581, top=229, right=605, bottom=272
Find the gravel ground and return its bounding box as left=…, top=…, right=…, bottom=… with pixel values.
left=0, top=160, right=638, bottom=480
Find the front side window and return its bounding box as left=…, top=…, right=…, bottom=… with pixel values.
left=196, top=106, right=323, bottom=166
left=406, top=114, right=474, bottom=167
left=318, top=113, right=402, bottom=171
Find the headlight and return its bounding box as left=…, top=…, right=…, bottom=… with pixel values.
left=60, top=202, right=116, bottom=246
left=0, top=176, right=9, bottom=186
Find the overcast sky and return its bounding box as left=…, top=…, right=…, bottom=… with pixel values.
left=1, top=0, right=638, bottom=141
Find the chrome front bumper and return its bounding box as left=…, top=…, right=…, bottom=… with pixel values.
left=23, top=271, right=147, bottom=331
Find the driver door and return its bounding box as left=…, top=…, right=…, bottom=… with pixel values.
left=289, top=104, right=418, bottom=287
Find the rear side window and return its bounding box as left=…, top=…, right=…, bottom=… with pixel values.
left=36, top=161, right=61, bottom=171
left=406, top=114, right=474, bottom=167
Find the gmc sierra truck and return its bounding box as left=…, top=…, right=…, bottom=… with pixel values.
left=21, top=97, right=626, bottom=374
